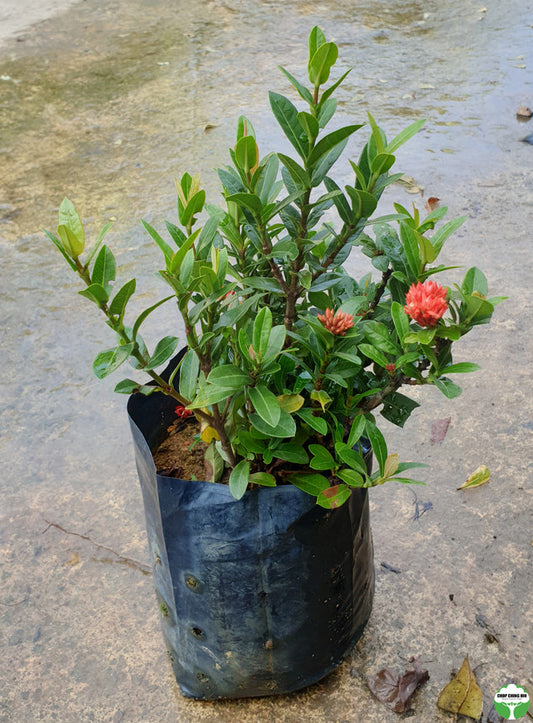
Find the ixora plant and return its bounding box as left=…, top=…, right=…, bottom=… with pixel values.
left=45, top=27, right=502, bottom=699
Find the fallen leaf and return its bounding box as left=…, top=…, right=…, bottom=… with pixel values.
left=64, top=552, right=80, bottom=567
left=425, top=196, right=440, bottom=213
left=204, top=123, right=219, bottom=132
left=367, top=658, right=429, bottom=712
left=430, top=417, right=450, bottom=444
left=457, top=465, right=490, bottom=490
left=437, top=657, right=483, bottom=719
left=516, top=106, right=532, bottom=119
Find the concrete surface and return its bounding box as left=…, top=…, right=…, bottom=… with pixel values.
left=0, top=0, right=531, bottom=721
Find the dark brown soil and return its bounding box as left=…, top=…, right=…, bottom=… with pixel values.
left=153, top=419, right=209, bottom=481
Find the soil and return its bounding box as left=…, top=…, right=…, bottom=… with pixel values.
left=153, top=419, right=209, bottom=481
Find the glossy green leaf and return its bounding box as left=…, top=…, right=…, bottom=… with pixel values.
left=380, top=392, right=420, bottom=428
left=145, top=336, right=179, bottom=370
left=296, top=408, right=328, bottom=435
left=287, top=472, right=329, bottom=496
left=253, top=306, right=272, bottom=356
left=308, top=125, right=363, bottom=168
left=207, top=365, right=250, bottom=389
left=335, top=443, right=367, bottom=475
left=347, top=415, right=366, bottom=448
left=229, top=460, right=250, bottom=500
left=179, top=349, right=200, bottom=401
left=336, top=468, right=365, bottom=487
left=142, top=219, right=173, bottom=265
left=58, top=197, right=85, bottom=256
left=78, top=283, right=109, bottom=305
left=249, top=384, right=281, bottom=427
left=250, top=408, right=296, bottom=438
left=365, top=419, right=387, bottom=476
left=317, top=484, right=351, bottom=509
left=109, top=279, right=136, bottom=319
left=308, top=41, right=338, bottom=86
left=386, top=118, right=426, bottom=153
left=132, top=295, right=174, bottom=341
left=269, top=91, right=308, bottom=159
left=278, top=65, right=314, bottom=104
left=309, top=444, right=336, bottom=471
left=93, top=343, right=134, bottom=379
left=433, top=376, right=462, bottom=398
left=443, top=362, right=481, bottom=374
left=272, top=443, right=309, bottom=464
left=92, top=245, right=116, bottom=290
left=249, top=472, right=277, bottom=487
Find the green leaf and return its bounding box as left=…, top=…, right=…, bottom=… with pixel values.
left=308, top=26, right=326, bottom=57
left=335, top=443, right=367, bottom=475
left=207, top=365, right=250, bottom=389
left=132, top=295, right=174, bottom=341
left=234, top=135, right=258, bottom=173
left=43, top=228, right=78, bottom=270
left=269, top=91, right=308, bottom=159
left=309, top=444, right=336, bottom=471
left=296, top=408, right=328, bottom=435
left=58, top=197, right=85, bottom=256
left=380, top=392, right=420, bottom=427
left=365, top=419, right=387, bottom=476
left=298, top=111, right=319, bottom=143
left=430, top=216, right=466, bottom=256
left=287, top=472, right=329, bottom=496
left=433, top=376, right=462, bottom=398
left=249, top=472, right=277, bottom=487
left=78, top=283, right=109, bottom=305
left=347, top=415, right=366, bottom=447
left=386, top=119, right=426, bottom=153
left=109, top=279, right=136, bottom=320
left=400, top=222, right=421, bottom=276
left=363, top=321, right=401, bottom=355
left=272, top=443, right=309, bottom=464
left=253, top=306, right=272, bottom=357
left=317, top=485, right=351, bottom=509
left=92, top=245, right=116, bottom=290
left=443, top=362, right=481, bottom=374
left=249, top=384, right=281, bottom=427
left=308, top=125, right=363, bottom=169
left=93, top=343, right=134, bottom=379
left=250, top=408, right=296, bottom=438
left=188, top=386, right=233, bottom=409
left=278, top=153, right=310, bottom=187
left=278, top=65, right=314, bottom=104
left=114, top=378, right=142, bottom=394
left=145, top=336, right=179, bottom=370
left=308, top=41, right=338, bottom=86
left=142, top=220, right=173, bottom=265
left=179, top=349, right=200, bottom=401
left=226, top=192, right=262, bottom=216
left=391, top=301, right=410, bottom=344
left=371, top=153, right=396, bottom=177
left=180, top=190, right=206, bottom=228
left=358, top=343, right=390, bottom=369
left=336, top=468, right=365, bottom=487
left=229, top=460, right=250, bottom=500
left=462, top=267, right=488, bottom=297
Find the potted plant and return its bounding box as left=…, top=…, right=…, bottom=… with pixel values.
left=45, top=27, right=502, bottom=700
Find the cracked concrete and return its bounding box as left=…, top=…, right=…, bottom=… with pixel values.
left=0, top=0, right=532, bottom=721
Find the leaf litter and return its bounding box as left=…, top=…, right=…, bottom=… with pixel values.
left=366, top=657, right=429, bottom=713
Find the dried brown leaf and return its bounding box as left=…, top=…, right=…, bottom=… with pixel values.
left=430, top=417, right=450, bottom=444
left=367, top=659, right=429, bottom=713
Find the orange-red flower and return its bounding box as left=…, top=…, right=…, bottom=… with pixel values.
left=175, top=405, right=193, bottom=419
left=404, top=280, right=448, bottom=327
left=317, top=308, right=354, bottom=336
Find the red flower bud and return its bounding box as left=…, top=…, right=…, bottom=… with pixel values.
left=175, top=405, right=193, bottom=419
left=317, top=308, right=354, bottom=336
left=404, top=280, right=448, bottom=327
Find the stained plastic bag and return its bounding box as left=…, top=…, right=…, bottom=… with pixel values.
left=127, top=359, right=374, bottom=699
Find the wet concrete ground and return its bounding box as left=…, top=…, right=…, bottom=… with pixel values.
left=1, top=0, right=532, bottom=721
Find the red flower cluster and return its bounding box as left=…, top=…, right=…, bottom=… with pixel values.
left=175, top=405, right=193, bottom=419
left=317, top=308, right=354, bottom=336
left=404, top=280, right=448, bottom=327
